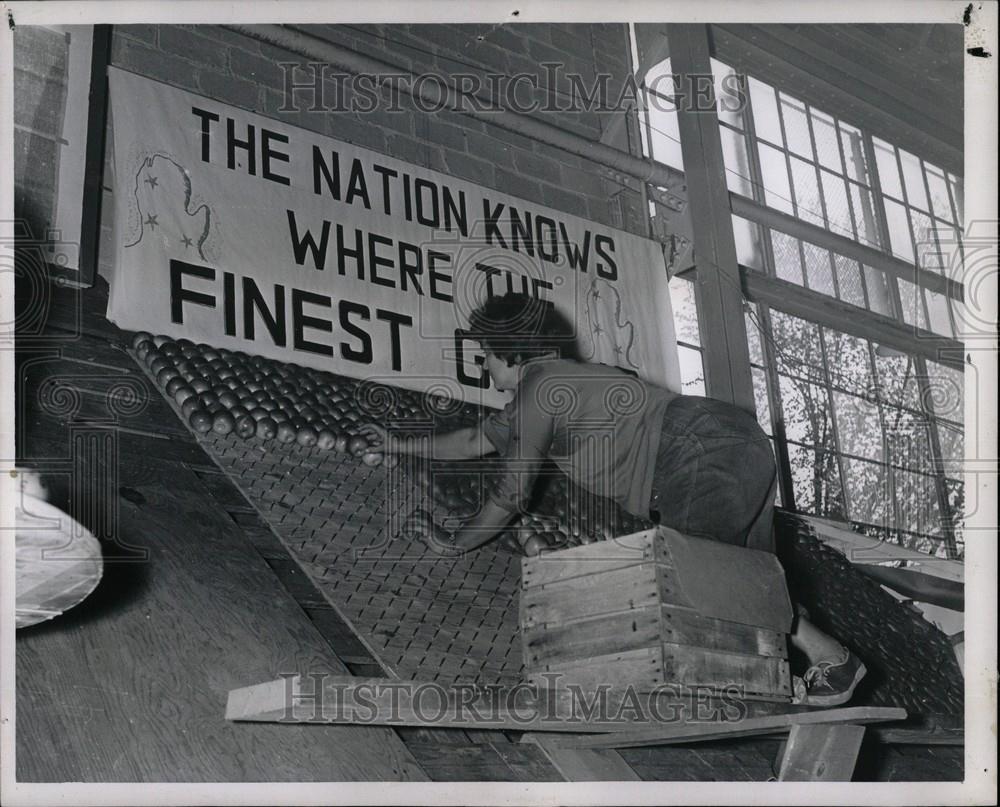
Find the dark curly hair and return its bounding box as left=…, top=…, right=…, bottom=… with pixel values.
left=466, top=292, right=576, bottom=366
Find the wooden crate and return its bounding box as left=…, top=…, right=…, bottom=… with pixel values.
left=519, top=526, right=795, bottom=702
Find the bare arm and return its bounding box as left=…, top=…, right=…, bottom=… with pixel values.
left=359, top=423, right=498, bottom=460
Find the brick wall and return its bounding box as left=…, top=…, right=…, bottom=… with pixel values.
left=98, top=23, right=649, bottom=278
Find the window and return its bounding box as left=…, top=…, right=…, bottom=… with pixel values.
left=638, top=43, right=964, bottom=558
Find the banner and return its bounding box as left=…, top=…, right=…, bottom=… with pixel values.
left=108, top=68, right=680, bottom=407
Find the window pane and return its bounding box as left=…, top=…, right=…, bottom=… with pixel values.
left=711, top=58, right=743, bottom=129
left=787, top=442, right=846, bottom=518
left=820, top=169, right=852, bottom=238
left=893, top=469, right=941, bottom=537
left=770, top=230, right=804, bottom=284
left=779, top=375, right=833, bottom=444
left=668, top=275, right=701, bottom=346
left=937, top=421, right=964, bottom=461
left=759, top=143, right=793, bottom=213
left=910, top=210, right=945, bottom=273
left=883, top=408, right=934, bottom=470
left=751, top=367, right=772, bottom=433
left=864, top=265, right=893, bottom=315
left=884, top=198, right=916, bottom=262
left=840, top=123, right=869, bottom=184
left=873, top=137, right=903, bottom=199
left=677, top=345, right=705, bottom=395
left=874, top=350, right=922, bottom=410
left=926, top=289, right=954, bottom=336
left=925, top=361, right=964, bottom=422
left=720, top=125, right=753, bottom=196
left=832, top=391, right=883, bottom=461
left=811, top=109, right=843, bottom=174
left=749, top=76, right=783, bottom=146
left=898, top=278, right=928, bottom=329
left=801, top=241, right=835, bottom=296
left=899, top=149, right=929, bottom=211
left=732, top=215, right=766, bottom=270
left=646, top=100, right=683, bottom=169
left=843, top=458, right=891, bottom=527
left=833, top=255, right=866, bottom=308
left=849, top=182, right=881, bottom=249
left=823, top=328, right=874, bottom=395
left=745, top=311, right=765, bottom=366
left=790, top=156, right=825, bottom=228
left=925, top=163, right=954, bottom=222
left=771, top=311, right=825, bottom=382
left=947, top=172, right=964, bottom=226
left=779, top=93, right=812, bottom=159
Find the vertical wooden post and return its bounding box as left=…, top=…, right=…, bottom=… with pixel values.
left=778, top=723, right=866, bottom=781
left=664, top=24, right=755, bottom=412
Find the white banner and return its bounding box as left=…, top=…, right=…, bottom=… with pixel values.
left=107, top=67, right=680, bottom=407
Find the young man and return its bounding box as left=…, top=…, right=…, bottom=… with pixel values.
left=361, top=292, right=866, bottom=706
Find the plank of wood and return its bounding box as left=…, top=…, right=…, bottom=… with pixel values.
left=541, top=706, right=907, bottom=750
left=521, top=562, right=686, bottom=628
left=521, top=734, right=642, bottom=781
left=526, top=646, right=665, bottom=693
left=660, top=605, right=788, bottom=659
left=521, top=606, right=661, bottom=669
left=661, top=644, right=792, bottom=699
left=520, top=530, right=657, bottom=588
left=226, top=674, right=632, bottom=733
left=777, top=723, right=866, bottom=781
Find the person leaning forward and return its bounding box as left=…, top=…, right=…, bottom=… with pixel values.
left=360, top=291, right=867, bottom=707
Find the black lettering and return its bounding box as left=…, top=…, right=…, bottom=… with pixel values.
left=454, top=329, right=488, bottom=388
left=483, top=200, right=507, bottom=248
left=242, top=277, right=286, bottom=346
left=223, top=271, right=236, bottom=336
left=336, top=224, right=365, bottom=279
left=368, top=233, right=395, bottom=288
left=313, top=147, right=341, bottom=198
left=414, top=178, right=440, bottom=227
left=292, top=288, right=334, bottom=355
left=594, top=235, right=617, bottom=280
left=170, top=259, right=216, bottom=324
left=345, top=158, right=371, bottom=209
left=427, top=251, right=453, bottom=302
left=535, top=215, right=558, bottom=263
left=442, top=186, right=467, bottom=235
left=191, top=107, right=220, bottom=163
left=287, top=210, right=330, bottom=270
left=371, top=164, right=397, bottom=215
left=227, top=118, right=256, bottom=175
left=397, top=241, right=423, bottom=294
left=261, top=128, right=290, bottom=185
left=339, top=300, right=372, bottom=364
left=509, top=207, right=534, bottom=256
left=376, top=309, right=412, bottom=371
left=474, top=262, right=502, bottom=298
left=559, top=223, right=591, bottom=271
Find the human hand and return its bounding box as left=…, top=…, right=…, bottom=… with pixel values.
left=358, top=423, right=390, bottom=452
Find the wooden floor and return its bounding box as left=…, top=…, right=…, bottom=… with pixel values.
left=13, top=276, right=960, bottom=783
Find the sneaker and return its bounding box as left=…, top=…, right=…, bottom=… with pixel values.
left=798, top=650, right=867, bottom=707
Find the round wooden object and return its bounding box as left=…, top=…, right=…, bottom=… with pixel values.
left=15, top=494, right=103, bottom=629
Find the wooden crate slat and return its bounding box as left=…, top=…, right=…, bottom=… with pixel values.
left=521, top=531, right=658, bottom=588
left=526, top=646, right=664, bottom=692
left=661, top=644, right=792, bottom=699
left=521, top=562, right=691, bottom=628
left=522, top=607, right=662, bottom=671
left=660, top=605, right=788, bottom=659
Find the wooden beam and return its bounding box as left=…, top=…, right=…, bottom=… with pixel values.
left=741, top=270, right=965, bottom=371
left=535, top=706, right=906, bottom=750
left=730, top=194, right=962, bottom=301
left=666, top=24, right=756, bottom=413
left=777, top=723, right=866, bottom=781
left=520, top=735, right=642, bottom=781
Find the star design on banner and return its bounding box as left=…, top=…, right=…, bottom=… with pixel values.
left=180, top=235, right=193, bottom=249
left=144, top=175, right=159, bottom=189
left=144, top=214, right=159, bottom=230
left=613, top=344, right=624, bottom=356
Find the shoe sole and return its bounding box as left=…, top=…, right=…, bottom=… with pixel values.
left=802, top=661, right=868, bottom=708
